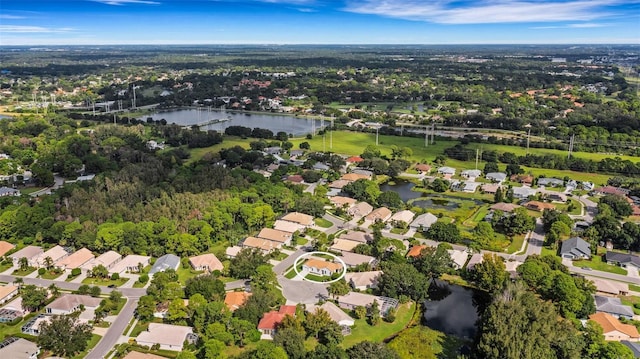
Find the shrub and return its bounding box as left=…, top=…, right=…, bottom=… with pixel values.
left=38, top=268, right=46, bottom=275
left=138, top=274, right=149, bottom=284
left=71, top=268, right=81, bottom=277
left=111, top=273, right=119, bottom=280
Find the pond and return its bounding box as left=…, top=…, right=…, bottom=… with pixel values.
left=379, top=180, right=424, bottom=202
left=140, top=108, right=324, bottom=136
left=411, top=194, right=485, bottom=211
left=423, top=280, right=487, bottom=339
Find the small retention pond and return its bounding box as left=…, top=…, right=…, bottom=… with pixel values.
left=379, top=180, right=423, bottom=202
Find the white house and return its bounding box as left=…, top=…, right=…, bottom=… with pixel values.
left=306, top=302, right=355, bottom=327
left=486, top=172, right=507, bottom=183
left=461, top=169, right=481, bottom=179
left=437, top=167, right=456, bottom=176
left=136, top=323, right=196, bottom=352
left=302, top=258, right=343, bottom=277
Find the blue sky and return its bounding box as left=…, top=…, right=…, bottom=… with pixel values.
left=0, top=0, right=638, bottom=45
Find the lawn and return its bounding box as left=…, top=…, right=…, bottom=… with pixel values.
left=12, top=267, right=36, bottom=276
left=506, top=234, right=527, bottom=254
left=620, top=296, right=640, bottom=315
left=70, top=334, right=102, bottom=359
left=177, top=266, right=204, bottom=284
left=541, top=246, right=558, bottom=257
left=40, top=270, right=64, bottom=280
left=341, top=302, right=416, bottom=348
left=314, top=218, right=333, bottom=228
left=467, top=142, right=640, bottom=163
left=630, top=284, right=640, bottom=293
left=0, top=262, right=12, bottom=273
left=573, top=254, right=628, bottom=275
left=81, top=277, right=128, bottom=287
left=0, top=313, right=38, bottom=341
left=185, top=136, right=254, bottom=164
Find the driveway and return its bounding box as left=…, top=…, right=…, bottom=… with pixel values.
left=628, top=266, right=639, bottom=278
left=277, top=275, right=328, bottom=304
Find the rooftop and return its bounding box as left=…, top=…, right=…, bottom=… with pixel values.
left=304, top=258, right=343, bottom=272
left=257, top=228, right=291, bottom=243
left=189, top=253, right=223, bottom=272
left=136, top=323, right=194, bottom=348
left=242, top=236, right=279, bottom=251
left=589, top=312, right=640, bottom=338
left=281, top=212, right=314, bottom=226
left=339, top=252, right=375, bottom=267
left=55, top=248, right=94, bottom=269
left=407, top=245, right=427, bottom=258
left=46, top=294, right=102, bottom=312
left=0, top=241, right=15, bottom=257
left=224, top=291, right=252, bottom=312
left=273, top=220, right=306, bottom=234
left=306, top=302, right=354, bottom=326
left=82, top=250, right=122, bottom=271
left=109, top=254, right=151, bottom=274
left=0, top=338, right=39, bottom=358
left=0, top=285, right=17, bottom=300
left=345, top=271, right=382, bottom=288
left=338, top=231, right=372, bottom=243
left=390, top=210, right=415, bottom=224
left=329, top=239, right=361, bottom=252
left=9, top=246, right=43, bottom=260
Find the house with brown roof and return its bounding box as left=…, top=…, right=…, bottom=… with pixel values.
left=339, top=231, right=373, bottom=243
left=273, top=220, right=305, bottom=234
left=525, top=201, right=556, bottom=212
left=224, top=291, right=252, bottom=312
left=81, top=250, right=122, bottom=273
left=329, top=238, right=361, bottom=253
left=55, top=248, right=94, bottom=270
left=303, top=258, right=343, bottom=276
left=286, top=175, right=304, bottom=183
left=589, top=312, right=640, bottom=341
left=281, top=212, right=314, bottom=227
left=415, top=163, right=431, bottom=173
left=258, top=305, right=297, bottom=339
left=348, top=202, right=373, bottom=218
left=406, top=245, right=427, bottom=258
left=481, top=183, right=502, bottom=194
left=330, top=196, right=357, bottom=208
left=34, top=246, right=68, bottom=268
left=0, top=285, right=18, bottom=304
left=490, top=203, right=521, bottom=212
left=389, top=210, right=415, bottom=226
left=0, top=241, right=15, bottom=257
left=189, top=253, right=223, bottom=273
left=593, top=186, right=629, bottom=197
left=329, top=179, right=351, bottom=189
left=341, top=173, right=370, bottom=182
left=346, top=156, right=364, bottom=164
left=257, top=228, right=292, bottom=246
left=365, top=207, right=392, bottom=223
left=45, top=294, right=102, bottom=315
left=122, top=352, right=167, bottom=359
left=241, top=237, right=279, bottom=253
left=136, top=323, right=196, bottom=351
left=510, top=174, right=534, bottom=185
left=9, top=246, right=43, bottom=267
left=345, top=271, right=382, bottom=291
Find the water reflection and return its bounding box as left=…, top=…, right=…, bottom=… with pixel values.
left=423, top=280, right=482, bottom=339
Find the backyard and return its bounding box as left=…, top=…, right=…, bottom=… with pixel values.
left=341, top=301, right=416, bottom=348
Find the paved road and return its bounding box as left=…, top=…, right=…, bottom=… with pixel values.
left=277, top=275, right=328, bottom=304
left=225, top=279, right=249, bottom=291
left=321, top=213, right=350, bottom=235
left=86, top=297, right=139, bottom=359
left=272, top=248, right=307, bottom=275
left=525, top=219, right=544, bottom=257
left=569, top=265, right=640, bottom=285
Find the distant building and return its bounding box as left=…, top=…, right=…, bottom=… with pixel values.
left=605, top=252, right=640, bottom=269
left=258, top=305, right=297, bottom=339
left=0, top=187, right=20, bottom=197
left=461, top=169, right=481, bottom=179
left=338, top=231, right=373, bottom=243
left=306, top=302, right=355, bottom=327
left=224, top=292, right=251, bottom=312
left=525, top=200, right=556, bottom=212
left=537, top=177, right=564, bottom=187
left=490, top=203, right=521, bottom=212
left=512, top=186, right=537, bottom=199
left=365, top=207, right=392, bottom=223
left=257, top=228, right=293, bottom=246
left=589, top=312, right=640, bottom=341
left=281, top=212, right=314, bottom=227
left=410, top=213, right=438, bottom=231
left=437, top=167, right=456, bottom=176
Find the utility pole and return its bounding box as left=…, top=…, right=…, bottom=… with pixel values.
left=425, top=125, right=429, bottom=147
left=431, top=123, right=435, bottom=144
left=475, top=148, right=479, bottom=170
left=330, top=117, right=333, bottom=150
left=132, top=83, right=137, bottom=109
left=376, top=127, right=379, bottom=146
left=568, top=134, right=575, bottom=159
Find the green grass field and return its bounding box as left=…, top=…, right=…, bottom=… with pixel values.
left=341, top=302, right=416, bottom=348
left=81, top=277, right=128, bottom=287
left=467, top=142, right=640, bottom=163
left=573, top=254, right=628, bottom=275
left=314, top=218, right=333, bottom=228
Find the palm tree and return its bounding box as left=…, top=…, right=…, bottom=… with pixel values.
left=48, top=283, right=59, bottom=298
left=13, top=277, right=23, bottom=292
left=18, top=257, right=29, bottom=271
left=43, top=256, right=53, bottom=270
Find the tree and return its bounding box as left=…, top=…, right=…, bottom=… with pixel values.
left=38, top=315, right=93, bottom=357
left=501, top=207, right=535, bottom=236
left=377, top=191, right=403, bottom=210
left=308, top=344, right=347, bottom=359
left=203, top=339, right=225, bottom=359
left=354, top=305, right=367, bottom=319
left=484, top=162, right=499, bottom=174
left=167, top=298, right=188, bottom=323
left=229, top=248, right=268, bottom=279
left=412, top=244, right=453, bottom=278
left=468, top=254, right=508, bottom=293
left=21, top=285, right=48, bottom=311
left=599, top=194, right=633, bottom=218
left=305, top=308, right=333, bottom=339
left=327, top=279, right=351, bottom=299
left=235, top=341, right=289, bottom=359
left=299, top=142, right=310, bottom=150
left=43, top=256, right=54, bottom=270
left=429, top=178, right=449, bottom=192
left=377, top=262, right=430, bottom=302
left=494, top=186, right=504, bottom=203
left=184, top=274, right=225, bottom=301
left=369, top=300, right=381, bottom=326
left=425, top=222, right=461, bottom=243
left=273, top=325, right=306, bottom=359
left=91, top=264, right=109, bottom=279
left=388, top=326, right=444, bottom=359
left=136, top=295, right=156, bottom=322
left=18, top=257, right=29, bottom=271
left=346, top=341, right=399, bottom=359
left=505, top=163, right=523, bottom=176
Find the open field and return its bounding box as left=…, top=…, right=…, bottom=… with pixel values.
left=467, top=142, right=640, bottom=163
left=341, top=301, right=416, bottom=348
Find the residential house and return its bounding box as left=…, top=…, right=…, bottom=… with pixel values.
left=466, top=253, right=484, bottom=270
left=188, top=254, right=223, bottom=273
left=448, top=250, right=469, bottom=269
left=257, top=228, right=293, bottom=246
left=345, top=271, right=382, bottom=291
left=341, top=173, right=370, bottom=182
left=21, top=315, right=51, bottom=336
left=481, top=183, right=502, bottom=194
left=346, top=156, right=364, bottom=164
left=339, top=252, right=376, bottom=268
left=9, top=246, right=43, bottom=267
left=588, top=277, right=629, bottom=296
left=621, top=341, right=640, bottom=357
left=437, top=167, right=456, bottom=176
left=241, top=237, right=279, bottom=253
left=122, top=352, right=168, bottom=359
left=34, top=246, right=68, bottom=268
left=593, top=186, right=629, bottom=197
left=0, top=337, right=39, bottom=359
left=546, top=192, right=568, bottom=202
left=45, top=294, right=101, bottom=315
left=595, top=296, right=634, bottom=319
left=485, top=172, right=507, bottom=183
left=365, top=207, right=392, bottom=223
left=348, top=202, right=374, bottom=218
left=149, top=254, right=181, bottom=276
left=286, top=175, right=304, bottom=183
left=136, top=323, right=196, bottom=351
left=336, top=292, right=398, bottom=315
left=258, top=305, right=297, bottom=339
left=224, top=292, right=251, bottom=312
left=81, top=251, right=122, bottom=273
left=410, top=213, right=438, bottom=231
left=313, top=162, right=330, bottom=171
left=512, top=186, right=537, bottom=199
left=537, top=177, right=564, bottom=187
left=353, top=169, right=374, bottom=178
left=490, top=203, right=521, bottom=212
left=560, top=237, right=591, bottom=260
left=605, top=252, right=640, bottom=269
left=0, top=241, right=15, bottom=257
left=264, top=147, right=282, bottom=155
left=281, top=212, right=314, bottom=227
left=273, top=220, right=305, bottom=234
left=55, top=248, right=94, bottom=270
left=302, top=258, right=343, bottom=277
left=306, top=302, right=355, bottom=327
left=525, top=200, right=556, bottom=212
left=109, top=255, right=151, bottom=274
left=589, top=313, right=640, bottom=341
left=406, top=245, right=427, bottom=258
left=454, top=181, right=480, bottom=193
left=415, top=164, right=431, bottom=173
left=329, top=179, right=351, bottom=189
left=461, top=169, right=481, bottom=179
left=289, top=149, right=305, bottom=157
left=225, top=246, right=242, bottom=259
left=510, top=174, right=533, bottom=186
left=0, top=285, right=18, bottom=305
left=582, top=181, right=595, bottom=191
left=0, top=187, right=20, bottom=197
left=329, top=239, right=361, bottom=253
left=330, top=196, right=357, bottom=209
left=339, top=231, right=373, bottom=243
left=389, top=210, right=415, bottom=226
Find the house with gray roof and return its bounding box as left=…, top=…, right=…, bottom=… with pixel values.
left=149, top=254, right=181, bottom=276
left=537, top=177, right=564, bottom=187
left=512, top=186, right=537, bottom=199
left=595, top=296, right=634, bottom=319
left=0, top=187, right=20, bottom=197
left=485, top=172, right=507, bottom=183
left=560, top=237, right=591, bottom=260
left=437, top=167, right=456, bottom=176
left=461, top=169, right=481, bottom=179
left=620, top=341, right=640, bottom=358
left=410, top=213, right=438, bottom=231
left=605, top=252, right=640, bottom=269
left=0, top=337, right=39, bottom=359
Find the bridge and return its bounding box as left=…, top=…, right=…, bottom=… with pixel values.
left=183, top=117, right=232, bottom=129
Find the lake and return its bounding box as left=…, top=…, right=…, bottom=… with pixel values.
left=140, top=108, right=324, bottom=136
left=423, top=280, right=484, bottom=339
left=411, top=194, right=485, bottom=210
left=379, top=180, right=424, bottom=202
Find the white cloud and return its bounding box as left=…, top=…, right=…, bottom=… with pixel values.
left=344, top=0, right=625, bottom=24
left=531, top=23, right=610, bottom=29
left=0, top=25, right=74, bottom=33
left=91, top=0, right=160, bottom=5
left=0, top=15, right=27, bottom=19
